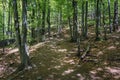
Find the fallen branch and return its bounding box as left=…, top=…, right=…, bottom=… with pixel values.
left=80, top=44, right=90, bottom=60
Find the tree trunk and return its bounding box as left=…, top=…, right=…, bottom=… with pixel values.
left=41, top=0, right=46, bottom=41
left=21, top=0, right=31, bottom=67
left=84, top=0, right=88, bottom=39
left=37, top=0, right=41, bottom=42
left=113, top=0, right=118, bottom=32
left=68, top=16, right=73, bottom=41
left=58, top=8, right=62, bottom=36
left=31, top=4, right=35, bottom=40
left=72, top=0, right=78, bottom=42
left=95, top=0, right=100, bottom=40
left=102, top=3, right=107, bottom=40
left=67, top=0, right=73, bottom=41
left=47, top=0, right=51, bottom=37
left=81, top=0, right=85, bottom=38
left=108, top=0, right=112, bottom=33
left=13, top=0, right=22, bottom=67
left=2, top=0, right=5, bottom=53
left=7, top=0, right=11, bottom=39
left=13, top=0, right=31, bottom=71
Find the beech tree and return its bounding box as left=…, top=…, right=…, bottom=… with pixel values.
left=72, top=0, right=78, bottom=42
left=0, top=0, right=119, bottom=72
left=113, top=0, right=118, bottom=32
left=13, top=0, right=31, bottom=71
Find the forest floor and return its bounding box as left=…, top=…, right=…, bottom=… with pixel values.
left=0, top=27, right=120, bottom=80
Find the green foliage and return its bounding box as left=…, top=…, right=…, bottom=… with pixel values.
left=0, top=0, right=119, bottom=40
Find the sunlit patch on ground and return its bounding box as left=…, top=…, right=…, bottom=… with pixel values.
left=107, top=46, right=116, bottom=50
left=0, top=28, right=120, bottom=80
left=105, top=67, right=120, bottom=79
left=62, top=69, right=74, bottom=76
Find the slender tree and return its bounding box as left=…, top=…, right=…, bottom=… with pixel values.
left=41, top=0, right=47, bottom=41
left=67, top=0, right=73, bottom=41
left=47, top=0, right=51, bottom=37
left=7, top=0, right=12, bottom=39
left=95, top=0, right=100, bottom=40
left=36, top=0, right=41, bottom=42
left=81, top=0, right=85, bottom=38
left=108, top=0, right=112, bottom=33
left=21, top=0, right=31, bottom=68
left=72, top=0, right=78, bottom=42
left=113, top=0, right=118, bottom=32
left=102, top=2, right=107, bottom=40
left=13, top=0, right=31, bottom=71
left=84, top=0, right=88, bottom=39
left=2, top=0, right=5, bottom=53
left=58, top=8, right=62, bottom=36
left=31, top=1, right=36, bottom=39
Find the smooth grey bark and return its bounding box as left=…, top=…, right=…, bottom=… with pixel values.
left=47, top=0, right=51, bottom=37
left=67, top=0, right=73, bottom=41
left=21, top=0, right=31, bottom=67
left=31, top=3, right=35, bottom=40
left=72, top=0, right=78, bottom=42
left=41, top=0, right=46, bottom=41
left=68, top=16, right=73, bottom=41
left=58, top=8, right=62, bottom=36
left=102, top=3, right=107, bottom=40
left=13, top=0, right=31, bottom=71
left=81, top=0, right=85, bottom=38
left=95, top=0, right=100, bottom=40
left=7, top=0, right=11, bottom=39
left=113, top=0, right=118, bottom=32
left=2, top=0, right=5, bottom=53
left=108, top=0, right=112, bottom=33
left=37, top=0, right=41, bottom=42
left=84, top=0, right=88, bottom=39
left=13, top=0, right=22, bottom=64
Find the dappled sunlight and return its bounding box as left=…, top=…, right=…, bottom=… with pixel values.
left=103, top=61, right=109, bottom=66
left=96, top=68, right=103, bottom=71
left=58, top=49, right=67, bottom=52
left=90, top=66, right=120, bottom=80
left=105, top=67, right=120, bottom=74
left=0, top=62, right=17, bottom=78
left=0, top=25, right=120, bottom=80
left=48, top=74, right=54, bottom=79
left=97, top=51, right=104, bottom=56
left=30, top=42, right=45, bottom=52
left=5, top=41, right=47, bottom=55
left=76, top=73, right=85, bottom=80
left=62, top=69, right=74, bottom=76
left=115, top=42, right=119, bottom=46
left=91, top=48, right=100, bottom=53
left=0, top=0, right=120, bottom=79
left=89, top=70, right=102, bottom=80
left=90, top=75, right=102, bottom=80
left=0, top=65, right=6, bottom=78
left=64, top=34, right=69, bottom=38
left=8, top=48, right=18, bottom=55
left=63, top=59, right=76, bottom=65
left=49, top=44, right=57, bottom=49
left=111, top=35, right=120, bottom=39
left=107, top=46, right=116, bottom=50
left=105, top=67, right=120, bottom=79
left=54, top=65, right=61, bottom=70
left=89, top=32, right=95, bottom=35
left=68, top=51, right=76, bottom=54
left=90, top=70, right=97, bottom=75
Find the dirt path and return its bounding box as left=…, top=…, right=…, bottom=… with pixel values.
left=0, top=30, right=120, bottom=80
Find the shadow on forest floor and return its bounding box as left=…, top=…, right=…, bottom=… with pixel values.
left=0, top=28, right=120, bottom=80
